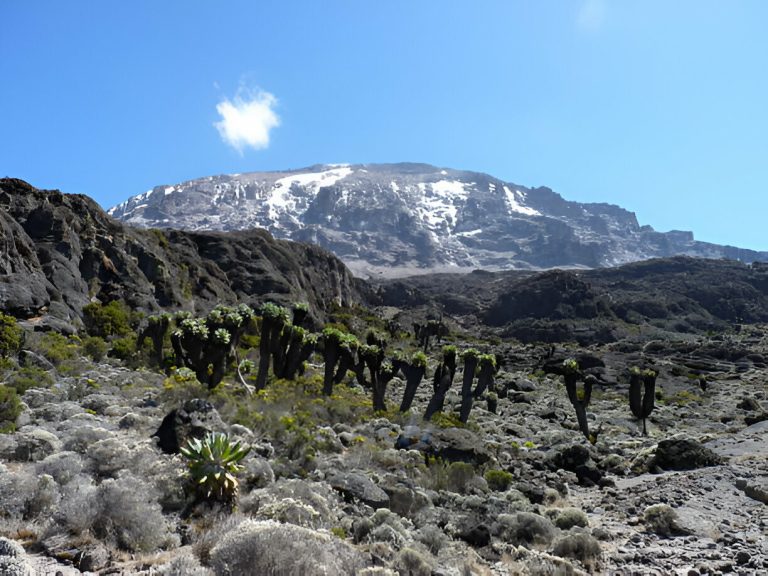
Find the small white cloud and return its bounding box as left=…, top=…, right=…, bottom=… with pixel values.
left=214, top=88, right=280, bottom=153
left=576, top=0, right=606, bottom=32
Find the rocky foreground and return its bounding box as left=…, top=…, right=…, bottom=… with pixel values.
left=1, top=319, right=766, bottom=575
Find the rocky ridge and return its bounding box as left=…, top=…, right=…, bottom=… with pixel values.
left=375, top=256, right=768, bottom=344
left=0, top=178, right=366, bottom=330
left=108, top=163, right=768, bottom=276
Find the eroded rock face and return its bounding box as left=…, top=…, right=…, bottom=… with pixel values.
left=0, top=178, right=366, bottom=329
left=376, top=255, right=768, bottom=345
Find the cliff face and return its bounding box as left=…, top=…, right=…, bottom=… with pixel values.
left=0, top=178, right=366, bottom=329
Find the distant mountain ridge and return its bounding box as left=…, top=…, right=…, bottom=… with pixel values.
left=108, top=163, right=768, bottom=276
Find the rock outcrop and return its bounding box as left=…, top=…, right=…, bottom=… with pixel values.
left=0, top=178, right=366, bottom=329
left=375, top=256, right=768, bottom=344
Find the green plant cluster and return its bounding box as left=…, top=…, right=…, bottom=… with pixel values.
left=0, top=385, right=22, bottom=433
left=82, top=300, right=134, bottom=338
left=484, top=469, right=514, bottom=491
left=0, top=313, right=23, bottom=358
left=180, top=431, right=251, bottom=503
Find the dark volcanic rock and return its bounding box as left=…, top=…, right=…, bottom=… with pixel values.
left=485, top=270, right=608, bottom=326
left=328, top=471, right=390, bottom=509
left=651, top=435, right=725, bottom=471
left=378, top=255, right=768, bottom=344
left=0, top=178, right=366, bottom=328
left=428, top=428, right=492, bottom=466
left=152, top=399, right=226, bottom=454
left=548, top=444, right=603, bottom=486
left=459, top=522, right=491, bottom=548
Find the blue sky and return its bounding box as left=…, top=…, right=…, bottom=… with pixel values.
left=2, top=1, right=767, bottom=250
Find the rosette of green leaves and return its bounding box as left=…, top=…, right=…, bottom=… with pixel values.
left=562, top=357, right=580, bottom=375
left=180, top=432, right=251, bottom=503
left=398, top=351, right=428, bottom=413
left=473, top=353, right=498, bottom=399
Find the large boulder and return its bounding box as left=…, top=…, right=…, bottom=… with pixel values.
left=328, top=471, right=390, bottom=509
left=547, top=444, right=603, bottom=486
left=428, top=428, right=492, bottom=466
left=651, top=435, right=724, bottom=471
left=0, top=537, right=32, bottom=576
left=742, top=479, right=768, bottom=505
left=1, top=429, right=61, bottom=462
left=152, top=399, right=226, bottom=454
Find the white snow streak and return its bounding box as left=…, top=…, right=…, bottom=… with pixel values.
left=503, top=185, right=541, bottom=216
left=417, top=180, right=470, bottom=229
left=267, top=166, right=354, bottom=220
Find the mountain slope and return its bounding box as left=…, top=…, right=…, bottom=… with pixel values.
left=108, top=163, right=768, bottom=276
left=0, top=178, right=364, bottom=329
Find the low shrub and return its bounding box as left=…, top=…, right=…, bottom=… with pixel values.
left=0, top=385, right=22, bottom=433
left=643, top=504, right=687, bottom=537
left=554, top=507, right=590, bottom=530
left=551, top=532, right=602, bottom=569
left=416, top=525, right=447, bottom=555
left=209, top=520, right=367, bottom=576
left=82, top=301, right=133, bottom=338
left=484, top=469, right=514, bottom=491
left=155, top=554, right=213, bottom=576
left=36, top=452, right=85, bottom=485
left=81, top=336, right=108, bottom=362
left=495, top=512, right=557, bottom=548
left=354, top=509, right=412, bottom=547
left=257, top=497, right=322, bottom=529
left=5, top=366, right=53, bottom=394
left=421, top=460, right=477, bottom=493
left=24, top=474, right=60, bottom=518
left=0, top=536, right=32, bottom=576
left=93, top=472, right=178, bottom=552
left=51, top=474, right=99, bottom=534
left=394, top=547, right=434, bottom=576
left=0, top=469, right=37, bottom=518
left=109, top=335, right=137, bottom=362
left=35, top=332, right=77, bottom=366
left=0, top=314, right=23, bottom=358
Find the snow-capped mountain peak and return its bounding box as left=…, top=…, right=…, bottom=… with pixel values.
left=108, top=163, right=767, bottom=276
